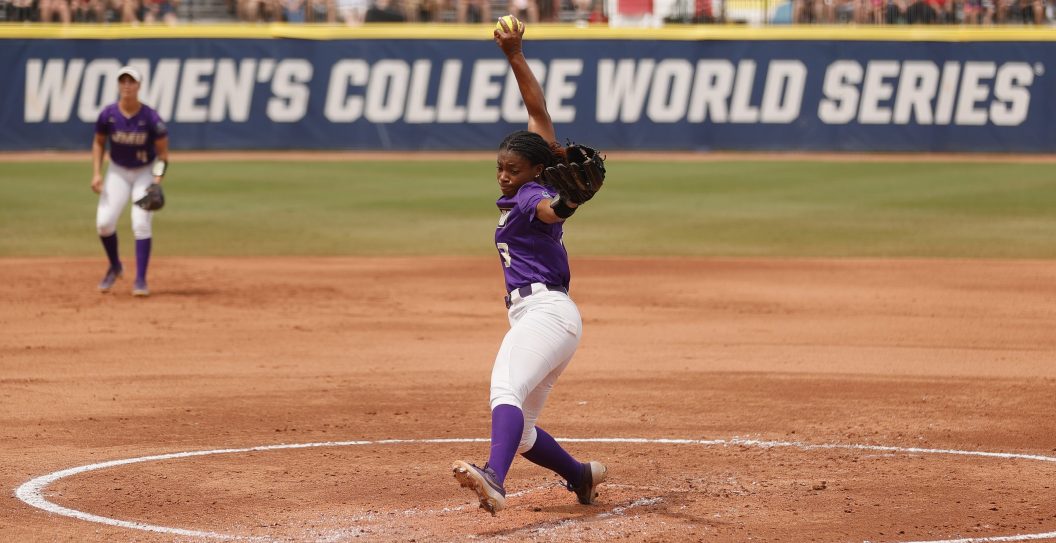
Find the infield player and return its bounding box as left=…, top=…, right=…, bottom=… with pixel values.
left=91, top=66, right=169, bottom=297
left=452, top=15, right=607, bottom=515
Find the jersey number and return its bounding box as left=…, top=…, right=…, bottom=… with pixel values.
left=496, top=243, right=512, bottom=268
left=136, top=150, right=148, bottom=164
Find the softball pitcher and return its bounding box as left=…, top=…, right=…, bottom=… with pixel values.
left=452, top=16, right=607, bottom=515
left=91, top=66, right=169, bottom=297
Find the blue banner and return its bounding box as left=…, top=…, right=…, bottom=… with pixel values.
left=1, top=36, right=1053, bottom=151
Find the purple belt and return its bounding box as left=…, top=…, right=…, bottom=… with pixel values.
left=505, top=283, right=567, bottom=309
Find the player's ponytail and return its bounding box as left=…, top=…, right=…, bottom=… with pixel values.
left=548, top=140, right=568, bottom=165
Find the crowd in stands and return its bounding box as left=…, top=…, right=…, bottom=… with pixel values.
left=0, top=0, right=607, bottom=23
left=232, top=0, right=606, bottom=24
left=1, top=0, right=177, bottom=22
left=0, top=0, right=1047, bottom=24
left=792, top=0, right=1048, bottom=24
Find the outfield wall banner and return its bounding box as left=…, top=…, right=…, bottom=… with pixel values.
left=1, top=35, right=1054, bottom=151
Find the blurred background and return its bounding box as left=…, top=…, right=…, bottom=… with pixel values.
left=1, top=0, right=1051, bottom=27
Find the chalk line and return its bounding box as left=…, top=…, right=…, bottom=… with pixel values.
left=15, top=436, right=1056, bottom=542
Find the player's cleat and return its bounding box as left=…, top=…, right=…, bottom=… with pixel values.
left=567, top=460, right=607, bottom=505
left=132, top=279, right=149, bottom=297
left=452, top=461, right=506, bottom=515
left=98, top=266, right=123, bottom=293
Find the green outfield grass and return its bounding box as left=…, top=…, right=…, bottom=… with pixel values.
left=1, top=158, right=1053, bottom=258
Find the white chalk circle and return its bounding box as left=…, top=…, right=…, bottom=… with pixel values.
left=15, top=437, right=1056, bottom=543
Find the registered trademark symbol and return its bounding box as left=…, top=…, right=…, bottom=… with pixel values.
left=1034, top=63, right=1045, bottom=76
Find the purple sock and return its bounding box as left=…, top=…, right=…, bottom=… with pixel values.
left=135, top=238, right=151, bottom=282
left=100, top=234, right=120, bottom=269
left=486, top=404, right=524, bottom=486
left=521, top=427, right=583, bottom=486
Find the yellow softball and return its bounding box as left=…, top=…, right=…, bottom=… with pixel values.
left=496, top=15, right=522, bottom=32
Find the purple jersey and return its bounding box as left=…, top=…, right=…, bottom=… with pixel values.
left=94, top=103, right=168, bottom=168
left=495, top=181, right=570, bottom=293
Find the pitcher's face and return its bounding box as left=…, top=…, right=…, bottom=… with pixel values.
left=496, top=150, right=544, bottom=197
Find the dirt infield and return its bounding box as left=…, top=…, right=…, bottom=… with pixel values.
left=2, top=257, right=1056, bottom=542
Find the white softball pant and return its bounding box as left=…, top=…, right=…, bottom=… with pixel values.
left=490, top=283, right=583, bottom=454
left=96, top=162, right=154, bottom=239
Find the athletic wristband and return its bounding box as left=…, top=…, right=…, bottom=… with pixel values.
left=151, top=160, right=167, bottom=178
left=550, top=195, right=577, bottom=219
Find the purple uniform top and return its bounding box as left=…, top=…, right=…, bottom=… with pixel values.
left=495, top=181, right=570, bottom=293
left=94, top=103, right=168, bottom=168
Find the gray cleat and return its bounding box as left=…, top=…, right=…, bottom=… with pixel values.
left=567, top=460, right=607, bottom=505
left=98, top=266, right=123, bottom=293
left=132, top=279, right=149, bottom=297
left=452, top=461, right=506, bottom=515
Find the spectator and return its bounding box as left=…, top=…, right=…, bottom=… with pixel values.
left=883, top=0, right=907, bottom=22
left=142, top=0, right=178, bottom=22
left=279, top=0, right=306, bottom=20
left=509, top=0, right=539, bottom=22
left=307, top=0, right=336, bottom=21
left=816, top=0, right=837, bottom=23
left=861, top=0, right=878, bottom=21
left=850, top=0, right=867, bottom=21
left=403, top=0, right=441, bottom=20
left=1026, top=0, right=1047, bottom=23
left=401, top=0, right=419, bottom=20
left=241, top=0, right=278, bottom=21
left=927, top=0, right=951, bottom=21
left=72, top=0, right=107, bottom=21
left=365, top=0, right=404, bottom=21
left=793, top=0, right=817, bottom=22
left=40, top=0, right=73, bottom=22
left=1001, top=0, right=1047, bottom=23
left=834, top=0, right=857, bottom=22
left=905, top=0, right=936, bottom=22
left=539, top=0, right=561, bottom=20
left=455, top=0, right=489, bottom=22
left=862, top=0, right=877, bottom=21
left=587, top=0, right=608, bottom=21
left=995, top=0, right=1012, bottom=21
left=112, top=0, right=138, bottom=21
left=420, top=0, right=443, bottom=20
left=572, top=0, right=592, bottom=22
left=962, top=0, right=993, bottom=23
left=10, top=0, right=35, bottom=21
left=336, top=0, right=367, bottom=22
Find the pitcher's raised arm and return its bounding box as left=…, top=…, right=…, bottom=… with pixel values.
left=494, top=17, right=556, bottom=145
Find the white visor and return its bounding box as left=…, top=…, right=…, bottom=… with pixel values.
left=117, top=66, right=142, bottom=82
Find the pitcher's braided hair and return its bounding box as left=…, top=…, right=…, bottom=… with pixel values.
left=499, top=130, right=566, bottom=169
